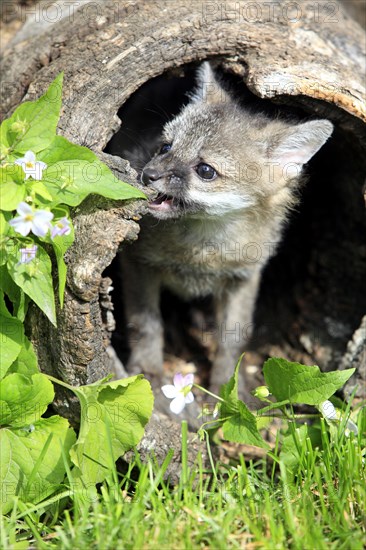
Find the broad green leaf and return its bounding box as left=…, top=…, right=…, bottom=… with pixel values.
left=0, top=416, right=76, bottom=514
left=43, top=158, right=145, bottom=207
left=0, top=293, right=24, bottom=379
left=0, top=372, right=54, bottom=427
left=8, top=336, right=38, bottom=377
left=219, top=357, right=267, bottom=448
left=0, top=211, right=11, bottom=237
left=280, top=424, right=321, bottom=479
left=280, top=424, right=308, bottom=476
left=49, top=211, right=74, bottom=307
left=0, top=401, right=12, bottom=425
left=2, top=73, right=63, bottom=154
left=70, top=375, right=153, bottom=485
left=0, top=265, right=28, bottom=321
left=30, top=180, right=53, bottom=203
left=0, top=166, right=26, bottom=211
left=7, top=243, right=56, bottom=326
left=39, top=136, right=144, bottom=201
left=263, top=358, right=355, bottom=406
left=222, top=400, right=269, bottom=449
left=220, top=354, right=243, bottom=404
left=38, top=135, right=96, bottom=164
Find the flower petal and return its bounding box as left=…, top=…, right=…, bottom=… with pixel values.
left=183, top=373, right=194, bottom=387
left=170, top=394, right=186, bottom=414
left=184, top=391, right=194, bottom=404
left=319, top=400, right=337, bottom=420
left=16, top=202, right=33, bottom=216
left=33, top=162, right=46, bottom=180
left=173, top=373, right=185, bottom=390
left=9, top=217, right=32, bottom=237
left=24, top=151, right=36, bottom=162
left=161, top=384, right=178, bottom=399
left=32, top=211, right=53, bottom=237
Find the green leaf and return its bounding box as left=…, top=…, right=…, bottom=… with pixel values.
left=219, top=356, right=268, bottom=448
left=38, top=136, right=143, bottom=201
left=2, top=73, right=63, bottom=154
left=7, top=336, right=38, bottom=377
left=70, top=375, right=153, bottom=485
left=222, top=400, right=269, bottom=449
left=0, top=265, right=28, bottom=321
left=0, top=165, right=26, bottom=211
left=0, top=416, right=76, bottom=514
left=49, top=210, right=74, bottom=307
left=280, top=424, right=309, bottom=476
left=0, top=293, right=24, bottom=379
left=38, top=135, right=97, bottom=164
left=220, top=354, right=243, bottom=404
left=43, top=158, right=145, bottom=206
left=0, top=372, right=54, bottom=427
left=0, top=211, right=11, bottom=237
left=7, top=242, right=56, bottom=326
left=30, top=180, right=53, bottom=203
left=263, top=358, right=355, bottom=406
left=0, top=401, right=12, bottom=425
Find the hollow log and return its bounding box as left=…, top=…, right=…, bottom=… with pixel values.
left=1, top=0, right=365, bottom=433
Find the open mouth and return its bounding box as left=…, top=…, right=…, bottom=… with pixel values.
left=148, top=193, right=182, bottom=212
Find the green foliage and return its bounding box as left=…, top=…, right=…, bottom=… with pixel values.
left=7, top=243, right=56, bottom=326
left=70, top=376, right=154, bottom=487
left=199, top=356, right=357, bottom=457
left=263, top=357, right=355, bottom=405
left=219, top=356, right=268, bottom=448
left=0, top=72, right=145, bottom=324
left=0, top=300, right=154, bottom=513
left=0, top=74, right=152, bottom=515
left=2, top=423, right=365, bottom=549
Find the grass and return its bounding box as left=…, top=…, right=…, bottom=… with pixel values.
left=1, top=417, right=365, bottom=549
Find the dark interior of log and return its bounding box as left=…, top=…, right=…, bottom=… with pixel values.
left=104, top=62, right=366, bottom=389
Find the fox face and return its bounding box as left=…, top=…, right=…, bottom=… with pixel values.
left=140, top=63, right=333, bottom=221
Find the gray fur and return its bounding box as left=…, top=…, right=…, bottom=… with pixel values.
left=121, top=62, right=333, bottom=391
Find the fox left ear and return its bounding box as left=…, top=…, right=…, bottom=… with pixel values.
left=190, top=61, right=232, bottom=105
left=268, top=120, right=334, bottom=168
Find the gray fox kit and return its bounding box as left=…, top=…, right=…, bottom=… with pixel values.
left=120, top=62, right=333, bottom=392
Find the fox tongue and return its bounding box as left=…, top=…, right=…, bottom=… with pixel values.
left=149, top=194, right=173, bottom=211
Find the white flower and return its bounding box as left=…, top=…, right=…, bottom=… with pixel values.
left=51, top=216, right=71, bottom=239
left=161, top=373, right=194, bottom=414
left=318, top=400, right=337, bottom=421
left=19, top=245, right=38, bottom=264
left=9, top=202, right=53, bottom=237
left=318, top=399, right=358, bottom=436
left=15, top=151, right=47, bottom=180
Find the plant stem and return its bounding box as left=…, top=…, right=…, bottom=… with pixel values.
left=193, top=383, right=225, bottom=402
left=44, top=374, right=76, bottom=393
left=181, top=420, right=188, bottom=488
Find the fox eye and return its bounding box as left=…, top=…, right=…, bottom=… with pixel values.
left=159, top=143, right=172, bottom=155
left=195, top=163, right=217, bottom=181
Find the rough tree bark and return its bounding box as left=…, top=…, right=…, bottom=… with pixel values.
left=1, top=0, right=365, bottom=466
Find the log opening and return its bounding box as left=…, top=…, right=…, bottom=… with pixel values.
left=103, top=62, right=366, bottom=396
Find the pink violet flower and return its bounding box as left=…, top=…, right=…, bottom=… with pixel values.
left=161, top=373, right=194, bottom=414
left=51, top=217, right=71, bottom=239
left=19, top=245, right=38, bottom=264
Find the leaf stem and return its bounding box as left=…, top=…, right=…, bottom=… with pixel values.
left=44, top=373, right=76, bottom=393
left=193, top=383, right=225, bottom=402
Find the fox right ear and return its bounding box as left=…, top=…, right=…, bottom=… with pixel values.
left=189, top=61, right=231, bottom=105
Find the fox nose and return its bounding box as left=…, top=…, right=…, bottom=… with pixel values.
left=141, top=167, right=161, bottom=186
